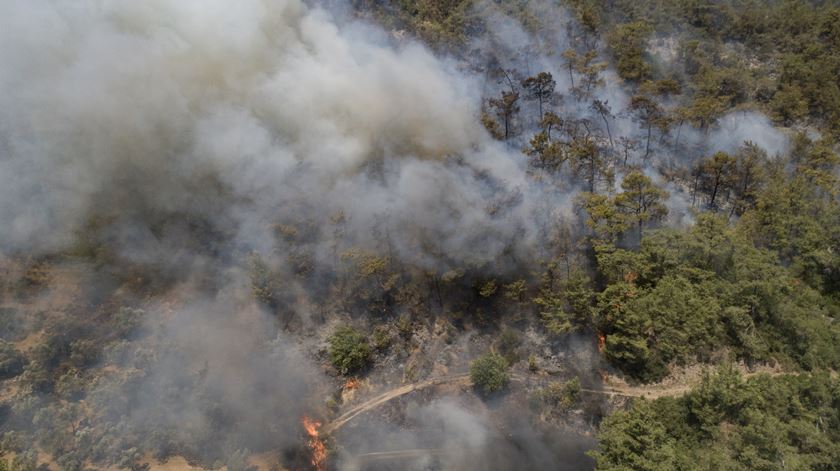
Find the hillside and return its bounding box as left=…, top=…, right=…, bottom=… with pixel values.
left=0, top=1, right=838, bottom=470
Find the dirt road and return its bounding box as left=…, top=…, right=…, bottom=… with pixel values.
left=323, top=373, right=471, bottom=434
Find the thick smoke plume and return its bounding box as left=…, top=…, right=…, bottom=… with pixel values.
left=0, top=0, right=552, bottom=276
left=0, top=0, right=787, bottom=273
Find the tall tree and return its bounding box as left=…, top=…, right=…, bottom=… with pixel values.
left=699, top=151, right=736, bottom=209
left=629, top=94, right=666, bottom=161
left=729, top=142, right=767, bottom=217
left=522, top=72, right=556, bottom=119
left=592, top=99, right=615, bottom=148
left=614, top=170, right=669, bottom=239
left=569, top=133, right=609, bottom=192
left=488, top=90, right=520, bottom=141
left=607, top=21, right=653, bottom=82
left=525, top=131, right=566, bottom=174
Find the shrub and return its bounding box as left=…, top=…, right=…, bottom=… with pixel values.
left=371, top=326, right=391, bottom=351
left=470, top=352, right=509, bottom=395
left=328, top=326, right=371, bottom=375
left=112, top=307, right=145, bottom=338
left=0, top=308, right=26, bottom=341
left=0, top=341, right=25, bottom=379
left=532, top=378, right=581, bottom=412
left=497, top=328, right=521, bottom=364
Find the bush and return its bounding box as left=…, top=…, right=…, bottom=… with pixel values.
left=371, top=326, right=391, bottom=351
left=0, top=341, right=25, bottom=379
left=470, top=352, right=509, bottom=395
left=0, top=308, right=26, bottom=341
left=247, top=254, right=282, bottom=309
left=112, top=307, right=145, bottom=338
left=328, top=326, right=371, bottom=375
left=497, top=328, right=521, bottom=365
left=531, top=378, right=581, bottom=413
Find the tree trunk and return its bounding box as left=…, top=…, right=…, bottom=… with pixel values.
left=674, top=119, right=684, bottom=147
left=710, top=177, right=720, bottom=208
left=691, top=171, right=700, bottom=207
left=601, top=114, right=614, bottom=148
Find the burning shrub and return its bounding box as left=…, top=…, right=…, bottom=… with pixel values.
left=470, top=352, right=510, bottom=395
left=328, top=326, right=372, bottom=376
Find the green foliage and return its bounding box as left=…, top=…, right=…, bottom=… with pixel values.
left=10, top=452, right=37, bottom=471
left=478, top=279, right=498, bottom=298
left=247, top=254, right=282, bottom=309
left=528, top=353, right=538, bottom=372
left=589, top=204, right=840, bottom=380
left=592, top=369, right=840, bottom=470
left=470, top=352, right=510, bottom=395
left=521, top=72, right=556, bottom=117
left=592, top=399, right=678, bottom=470
left=532, top=378, right=582, bottom=414
left=574, top=0, right=840, bottom=134
left=503, top=280, right=527, bottom=302
left=354, top=0, right=475, bottom=50
left=578, top=171, right=668, bottom=243
left=396, top=313, right=414, bottom=340
left=614, top=170, right=669, bottom=238
left=497, top=328, right=521, bottom=364
left=371, top=326, right=392, bottom=351
left=535, top=269, right=597, bottom=335
left=487, top=90, right=521, bottom=141
left=601, top=275, right=721, bottom=381
left=328, top=326, right=372, bottom=376
left=607, top=22, right=653, bottom=82
left=771, top=84, right=809, bottom=125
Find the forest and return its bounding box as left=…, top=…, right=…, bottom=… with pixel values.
left=0, top=0, right=838, bottom=470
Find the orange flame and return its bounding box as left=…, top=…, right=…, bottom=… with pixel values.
left=343, top=378, right=359, bottom=390
left=597, top=332, right=606, bottom=352
left=302, top=415, right=326, bottom=471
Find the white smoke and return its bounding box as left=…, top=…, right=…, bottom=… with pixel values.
left=0, top=0, right=580, bottom=276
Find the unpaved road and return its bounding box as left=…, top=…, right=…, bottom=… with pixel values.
left=325, top=369, right=794, bottom=433
left=323, top=373, right=688, bottom=434
left=323, top=374, right=471, bottom=434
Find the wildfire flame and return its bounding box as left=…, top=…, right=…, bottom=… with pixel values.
left=302, top=415, right=327, bottom=471
left=343, top=378, right=359, bottom=390
left=597, top=332, right=606, bottom=352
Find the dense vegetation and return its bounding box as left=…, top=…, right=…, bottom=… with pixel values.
left=592, top=367, right=840, bottom=470
left=583, top=0, right=840, bottom=135
left=358, top=0, right=840, bottom=137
